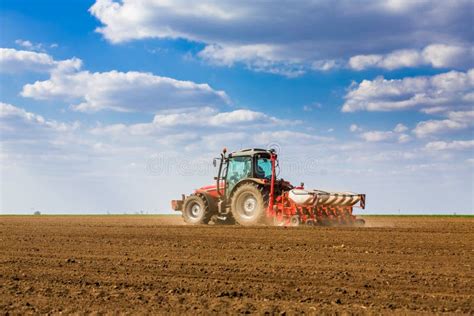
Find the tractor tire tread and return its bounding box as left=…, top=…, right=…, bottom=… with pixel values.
left=182, top=194, right=213, bottom=225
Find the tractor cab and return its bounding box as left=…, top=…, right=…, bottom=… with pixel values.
left=215, top=148, right=275, bottom=198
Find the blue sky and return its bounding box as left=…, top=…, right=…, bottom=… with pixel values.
left=0, top=0, right=473, bottom=214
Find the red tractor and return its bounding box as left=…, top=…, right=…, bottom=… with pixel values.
left=171, top=148, right=365, bottom=226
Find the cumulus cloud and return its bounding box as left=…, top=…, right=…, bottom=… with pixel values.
left=424, top=140, right=474, bottom=151
left=311, top=60, right=343, bottom=71
left=357, top=123, right=411, bottom=143
left=90, top=107, right=288, bottom=137
left=21, top=66, right=230, bottom=113
left=153, top=107, right=287, bottom=128
left=397, top=134, right=411, bottom=143
left=15, top=39, right=49, bottom=52
left=3, top=48, right=229, bottom=113
left=342, top=69, right=474, bottom=112
left=349, top=124, right=362, bottom=132
left=89, top=0, right=473, bottom=76
left=349, top=44, right=473, bottom=70
left=0, top=102, right=79, bottom=140
left=422, top=44, right=474, bottom=69
left=198, top=44, right=305, bottom=77
left=413, top=110, right=474, bottom=138
left=0, top=48, right=80, bottom=74
left=360, top=131, right=410, bottom=143
left=360, top=131, right=396, bottom=142
left=198, top=44, right=280, bottom=67
left=394, top=123, right=408, bottom=133
left=414, top=120, right=466, bottom=138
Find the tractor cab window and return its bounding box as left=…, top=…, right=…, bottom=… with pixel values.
left=226, top=156, right=252, bottom=194
left=256, top=157, right=272, bottom=179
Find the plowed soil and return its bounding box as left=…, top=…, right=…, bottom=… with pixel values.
left=1, top=216, right=473, bottom=314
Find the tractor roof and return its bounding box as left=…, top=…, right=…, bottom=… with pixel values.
left=229, top=148, right=272, bottom=158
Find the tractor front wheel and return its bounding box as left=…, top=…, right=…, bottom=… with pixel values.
left=182, top=195, right=212, bottom=225
left=231, top=183, right=267, bottom=226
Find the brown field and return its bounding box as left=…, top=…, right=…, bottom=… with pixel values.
left=1, top=215, right=473, bottom=314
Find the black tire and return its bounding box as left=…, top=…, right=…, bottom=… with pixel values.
left=231, top=183, right=268, bottom=226
left=182, top=195, right=212, bottom=225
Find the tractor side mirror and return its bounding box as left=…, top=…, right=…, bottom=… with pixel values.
left=213, top=158, right=217, bottom=167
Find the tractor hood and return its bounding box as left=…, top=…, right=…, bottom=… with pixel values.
left=195, top=183, right=224, bottom=198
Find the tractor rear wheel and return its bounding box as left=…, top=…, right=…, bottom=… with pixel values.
left=182, top=195, right=212, bottom=225
left=231, top=183, right=267, bottom=226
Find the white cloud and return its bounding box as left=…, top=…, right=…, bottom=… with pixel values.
left=413, top=110, right=474, bottom=138
left=358, top=123, right=411, bottom=143
left=311, top=59, right=342, bottom=71
left=425, top=140, right=474, bottom=151
left=0, top=48, right=81, bottom=74
left=201, top=43, right=472, bottom=76
left=89, top=0, right=473, bottom=75
left=21, top=66, right=230, bottom=113
left=0, top=48, right=55, bottom=73
left=342, top=69, right=474, bottom=112
left=414, top=120, right=466, bottom=138
left=360, top=131, right=395, bottom=142
left=2, top=48, right=229, bottom=114
left=349, top=124, right=362, bottom=132
left=394, top=123, right=408, bottom=133
left=0, top=102, right=79, bottom=141
left=90, top=107, right=288, bottom=137
left=446, top=110, right=474, bottom=124
left=198, top=44, right=278, bottom=67
left=397, top=134, right=411, bottom=143
left=348, top=54, right=383, bottom=71
left=0, top=102, right=78, bottom=131
left=197, top=44, right=305, bottom=77
left=422, top=44, right=473, bottom=69
left=349, top=44, right=473, bottom=70
left=153, top=107, right=285, bottom=127
left=15, top=39, right=47, bottom=52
